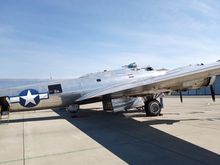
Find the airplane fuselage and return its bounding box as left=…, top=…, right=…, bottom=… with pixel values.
left=0, top=63, right=217, bottom=113
left=0, top=67, right=167, bottom=111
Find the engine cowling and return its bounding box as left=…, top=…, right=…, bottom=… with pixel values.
left=182, top=76, right=216, bottom=89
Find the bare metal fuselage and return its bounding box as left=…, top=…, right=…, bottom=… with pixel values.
left=0, top=64, right=215, bottom=112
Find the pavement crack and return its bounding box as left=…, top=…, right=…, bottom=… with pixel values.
left=24, top=146, right=104, bottom=161
left=22, top=112, right=26, bottom=165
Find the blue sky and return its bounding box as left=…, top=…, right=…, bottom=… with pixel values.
left=0, top=0, right=220, bottom=78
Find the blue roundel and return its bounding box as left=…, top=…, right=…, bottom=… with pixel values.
left=19, top=89, right=40, bottom=108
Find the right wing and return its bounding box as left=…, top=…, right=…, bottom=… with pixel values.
left=76, top=62, right=220, bottom=103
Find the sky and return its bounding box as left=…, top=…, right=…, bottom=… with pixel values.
left=0, top=0, right=220, bottom=78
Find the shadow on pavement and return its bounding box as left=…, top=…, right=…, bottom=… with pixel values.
left=54, top=108, right=220, bottom=165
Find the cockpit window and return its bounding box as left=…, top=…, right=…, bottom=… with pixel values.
left=127, top=62, right=137, bottom=69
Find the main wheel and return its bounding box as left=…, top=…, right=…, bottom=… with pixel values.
left=145, top=99, right=161, bottom=116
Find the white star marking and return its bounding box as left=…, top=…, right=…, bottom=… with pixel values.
left=21, top=90, right=38, bottom=106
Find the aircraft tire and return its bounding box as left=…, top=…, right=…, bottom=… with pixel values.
left=145, top=99, right=161, bottom=116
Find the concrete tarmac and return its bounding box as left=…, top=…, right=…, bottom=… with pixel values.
left=0, top=97, right=220, bottom=165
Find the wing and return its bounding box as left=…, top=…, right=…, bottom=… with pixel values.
left=76, top=62, right=220, bottom=103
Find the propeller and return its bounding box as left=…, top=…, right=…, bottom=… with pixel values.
left=210, top=85, right=215, bottom=102
left=180, top=91, right=183, bottom=103
left=160, top=97, right=164, bottom=109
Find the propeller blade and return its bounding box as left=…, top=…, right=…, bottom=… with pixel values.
left=180, top=91, right=183, bottom=103
left=210, top=85, right=216, bottom=102
left=160, top=97, right=164, bottom=109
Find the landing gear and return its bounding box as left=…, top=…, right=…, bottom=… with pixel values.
left=0, top=97, right=10, bottom=120
left=66, top=104, right=79, bottom=113
left=144, top=99, right=161, bottom=116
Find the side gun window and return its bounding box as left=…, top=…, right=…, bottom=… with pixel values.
left=48, top=84, right=62, bottom=94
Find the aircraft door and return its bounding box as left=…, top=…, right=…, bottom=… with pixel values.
left=48, top=84, right=62, bottom=94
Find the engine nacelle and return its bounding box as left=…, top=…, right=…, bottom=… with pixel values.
left=112, top=97, right=145, bottom=112
left=182, top=76, right=216, bottom=89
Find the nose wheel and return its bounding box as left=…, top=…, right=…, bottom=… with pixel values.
left=144, top=99, right=161, bottom=116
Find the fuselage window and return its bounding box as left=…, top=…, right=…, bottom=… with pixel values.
left=146, top=67, right=154, bottom=71
left=96, top=79, right=101, bottom=82
left=48, top=84, right=62, bottom=94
